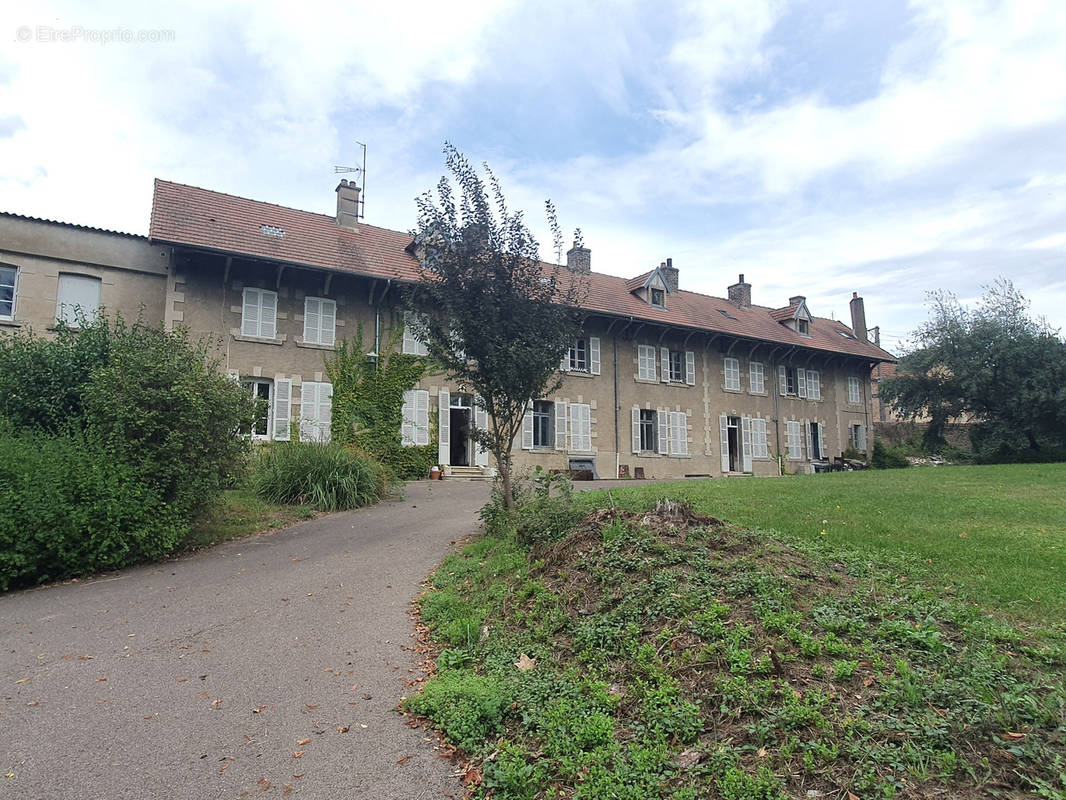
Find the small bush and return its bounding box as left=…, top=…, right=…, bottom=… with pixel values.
left=405, top=672, right=510, bottom=752
left=0, top=423, right=185, bottom=590
left=871, top=440, right=910, bottom=469
left=250, top=442, right=387, bottom=511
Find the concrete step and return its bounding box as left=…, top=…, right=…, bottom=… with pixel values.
left=443, top=466, right=495, bottom=481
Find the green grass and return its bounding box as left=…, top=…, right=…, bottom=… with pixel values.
left=405, top=465, right=1066, bottom=799
left=182, top=489, right=317, bottom=551
left=590, top=464, right=1066, bottom=624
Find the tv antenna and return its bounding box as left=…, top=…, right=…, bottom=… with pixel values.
left=333, top=141, right=366, bottom=220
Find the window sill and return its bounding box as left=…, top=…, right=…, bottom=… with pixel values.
left=232, top=333, right=286, bottom=346
left=634, top=377, right=659, bottom=384
left=562, top=370, right=594, bottom=379
left=664, top=379, right=692, bottom=387
left=0, top=318, right=22, bottom=328
left=723, top=386, right=742, bottom=393
left=295, top=339, right=335, bottom=351
left=635, top=451, right=661, bottom=458
left=748, top=390, right=767, bottom=396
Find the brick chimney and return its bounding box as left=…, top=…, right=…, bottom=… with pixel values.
left=789, top=295, right=806, bottom=306
left=660, top=258, right=679, bottom=292
left=336, top=179, right=360, bottom=231
left=727, top=274, right=751, bottom=308
left=566, top=242, right=591, bottom=273
left=850, top=292, right=868, bottom=342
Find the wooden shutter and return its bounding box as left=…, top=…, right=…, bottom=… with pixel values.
left=570, top=404, right=590, bottom=452
left=402, top=312, right=421, bottom=355
left=672, top=412, right=689, bottom=456
left=414, top=390, right=430, bottom=445
left=320, top=299, right=336, bottom=346
left=299, top=382, right=316, bottom=442
left=685, top=351, right=695, bottom=385
left=273, top=378, right=291, bottom=441
left=857, top=424, right=867, bottom=451
left=555, top=400, right=568, bottom=450
left=401, top=390, right=416, bottom=446
left=719, top=415, right=729, bottom=473
left=589, top=337, right=600, bottom=375
left=807, top=370, right=820, bottom=400
left=260, top=291, right=277, bottom=339
left=631, top=407, right=641, bottom=454
left=242, top=288, right=259, bottom=336
left=797, top=368, right=807, bottom=398
left=660, top=347, right=670, bottom=382
left=304, top=297, right=320, bottom=343
left=778, top=364, right=788, bottom=396
left=474, top=402, right=489, bottom=467
left=805, top=420, right=813, bottom=461
left=657, top=409, right=669, bottom=455
left=741, top=416, right=752, bottom=472
left=817, top=424, right=825, bottom=459
left=521, top=402, right=533, bottom=450
left=560, top=346, right=570, bottom=372
left=437, top=389, right=450, bottom=465
left=318, top=383, right=332, bottom=442
left=751, top=418, right=767, bottom=459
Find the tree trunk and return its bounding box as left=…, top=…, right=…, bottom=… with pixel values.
left=500, top=460, right=514, bottom=510
left=1027, top=429, right=1040, bottom=451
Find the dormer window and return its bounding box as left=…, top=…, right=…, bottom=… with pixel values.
left=797, top=319, right=810, bottom=336
left=651, top=288, right=665, bottom=308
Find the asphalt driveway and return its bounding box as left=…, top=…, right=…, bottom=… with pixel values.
left=0, top=479, right=491, bottom=799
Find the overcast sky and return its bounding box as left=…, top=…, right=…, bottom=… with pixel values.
left=3, top=0, right=1065, bottom=352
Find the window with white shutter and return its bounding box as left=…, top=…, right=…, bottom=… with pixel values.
left=241, top=287, right=277, bottom=339
left=740, top=416, right=752, bottom=472
left=402, top=312, right=430, bottom=356
left=685, top=351, right=695, bottom=385
left=0, top=265, right=18, bottom=319
left=797, top=367, right=808, bottom=398
left=438, top=390, right=450, bottom=465
left=657, top=409, right=669, bottom=456
left=660, top=347, right=670, bottom=383
left=750, top=418, right=769, bottom=459
left=555, top=401, right=569, bottom=450
left=749, top=361, right=765, bottom=394
left=521, top=402, right=534, bottom=450
left=848, top=376, right=862, bottom=404
left=807, top=370, right=821, bottom=400
left=670, top=411, right=689, bottom=456
left=569, top=403, right=591, bottom=452
left=637, top=345, right=657, bottom=381
left=532, top=401, right=553, bottom=448
left=724, top=357, right=741, bottom=390
left=719, top=415, right=730, bottom=473
left=401, top=389, right=430, bottom=446
left=299, top=381, right=332, bottom=442
left=588, top=337, right=600, bottom=375
left=303, top=297, right=336, bottom=346
left=850, top=423, right=867, bottom=451
left=785, top=420, right=803, bottom=460
left=273, top=379, right=292, bottom=441
left=57, top=273, right=101, bottom=326
left=631, top=407, right=641, bottom=454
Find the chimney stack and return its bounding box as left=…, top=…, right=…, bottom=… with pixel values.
left=660, top=257, right=679, bottom=293
left=850, top=292, right=868, bottom=342
left=566, top=242, right=591, bottom=273
left=789, top=295, right=806, bottom=306
left=336, top=179, right=361, bottom=231
left=727, top=273, right=751, bottom=308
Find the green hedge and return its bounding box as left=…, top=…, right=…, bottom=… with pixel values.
left=251, top=442, right=388, bottom=511
left=0, top=424, right=185, bottom=591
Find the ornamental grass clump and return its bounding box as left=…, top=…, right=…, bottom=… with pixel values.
left=251, top=442, right=387, bottom=511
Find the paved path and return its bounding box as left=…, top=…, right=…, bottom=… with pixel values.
left=0, top=480, right=491, bottom=800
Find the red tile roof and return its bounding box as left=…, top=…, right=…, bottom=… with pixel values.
left=769, top=305, right=798, bottom=321
left=150, top=179, right=895, bottom=363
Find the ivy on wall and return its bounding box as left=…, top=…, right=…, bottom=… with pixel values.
left=324, top=326, right=436, bottom=480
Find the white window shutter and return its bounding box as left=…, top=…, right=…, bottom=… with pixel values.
left=808, top=370, right=820, bottom=400
left=570, top=404, right=590, bottom=452
left=685, top=351, right=695, bottom=385
left=660, top=347, right=670, bottom=383
left=657, top=409, right=669, bottom=455
left=858, top=424, right=867, bottom=451
left=631, top=407, right=641, bottom=454
left=672, top=412, right=689, bottom=456
left=474, top=402, right=489, bottom=467
left=304, top=297, right=320, bottom=343
left=299, top=383, right=316, bottom=442
left=402, top=312, right=420, bottom=355
left=719, top=415, right=729, bottom=473
left=437, top=390, right=450, bottom=465
left=260, top=291, right=277, bottom=339
left=521, top=402, right=533, bottom=450
left=555, top=401, right=568, bottom=450
left=589, top=337, right=600, bottom=375
left=273, top=379, right=291, bottom=441
left=321, top=299, right=336, bottom=346
left=818, top=424, right=825, bottom=460
left=805, top=421, right=813, bottom=461
left=741, top=417, right=752, bottom=472
left=415, top=390, right=430, bottom=445
left=560, top=348, right=570, bottom=372
left=778, top=364, right=788, bottom=396
left=242, top=288, right=259, bottom=337
left=318, top=383, right=332, bottom=442
left=797, top=368, right=807, bottom=398
left=401, top=390, right=416, bottom=446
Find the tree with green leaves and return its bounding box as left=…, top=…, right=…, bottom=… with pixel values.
left=881, top=280, right=1066, bottom=454
left=408, top=144, right=586, bottom=507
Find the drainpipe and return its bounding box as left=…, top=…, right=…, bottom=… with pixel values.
left=373, top=278, right=392, bottom=364
left=613, top=334, right=620, bottom=480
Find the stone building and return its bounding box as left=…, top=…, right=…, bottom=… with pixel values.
left=1, top=179, right=895, bottom=479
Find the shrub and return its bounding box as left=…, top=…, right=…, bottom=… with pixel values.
left=871, top=440, right=910, bottom=469
left=405, top=671, right=510, bottom=752
left=250, top=442, right=387, bottom=511
left=0, top=423, right=185, bottom=590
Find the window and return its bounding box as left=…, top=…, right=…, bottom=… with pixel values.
left=562, top=337, right=600, bottom=375
left=569, top=403, right=591, bottom=452
left=638, top=409, right=656, bottom=452
left=273, top=379, right=292, bottom=441
left=797, top=319, right=810, bottom=336
left=242, top=379, right=273, bottom=439
left=402, top=312, right=430, bottom=356
left=658, top=348, right=695, bottom=384
left=850, top=423, right=867, bottom=452
left=303, top=297, right=336, bottom=346
left=724, top=357, right=741, bottom=390
left=848, top=376, right=862, bottom=404
left=637, top=345, right=657, bottom=381
left=749, top=361, right=765, bottom=394
left=778, top=365, right=811, bottom=398
left=650, top=288, right=665, bottom=307
left=666, top=350, right=682, bottom=382
left=751, top=418, right=769, bottom=459
left=807, top=370, right=821, bottom=400
left=532, top=401, right=553, bottom=448
left=785, top=420, right=803, bottom=460
left=669, top=411, right=688, bottom=456
left=241, top=287, right=277, bottom=339
left=808, top=422, right=824, bottom=460
left=299, top=381, right=332, bottom=442
left=56, top=274, right=101, bottom=326
left=401, top=389, right=430, bottom=446
left=0, top=265, right=17, bottom=319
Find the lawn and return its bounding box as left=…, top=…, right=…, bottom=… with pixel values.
left=182, top=488, right=318, bottom=551
left=591, top=463, right=1066, bottom=625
